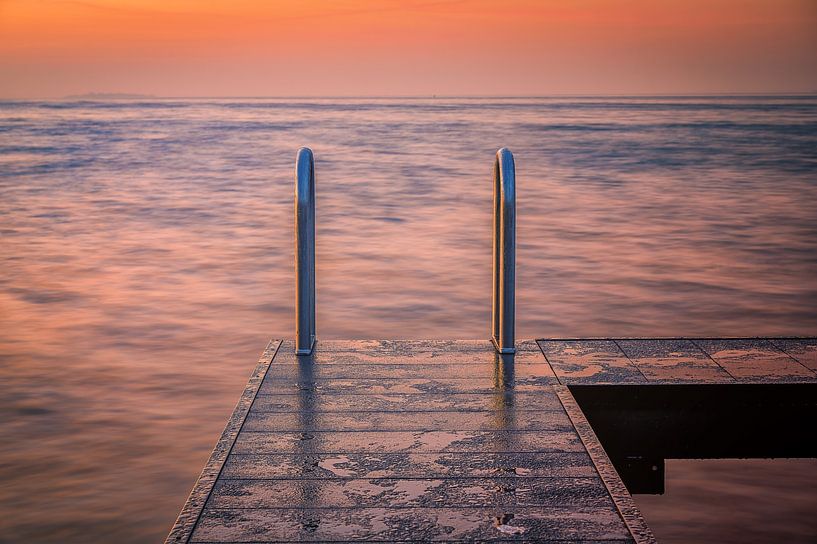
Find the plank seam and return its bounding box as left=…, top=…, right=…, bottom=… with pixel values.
left=536, top=339, right=564, bottom=385
left=227, top=450, right=588, bottom=456
left=239, top=428, right=576, bottom=432
left=190, top=540, right=634, bottom=543
left=164, top=339, right=282, bottom=544
left=263, top=365, right=553, bottom=368
left=554, top=385, right=656, bottom=544
left=253, top=391, right=560, bottom=396
left=768, top=339, right=817, bottom=377
left=227, top=451, right=587, bottom=455
left=253, top=394, right=565, bottom=398
left=249, top=409, right=565, bottom=413
left=611, top=339, right=651, bottom=383
left=202, top=505, right=617, bottom=510
left=215, top=476, right=603, bottom=481
left=230, top=449, right=587, bottom=454
left=688, top=338, right=736, bottom=380
left=261, top=376, right=561, bottom=380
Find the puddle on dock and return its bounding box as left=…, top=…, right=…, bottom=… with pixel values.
left=317, top=455, right=356, bottom=478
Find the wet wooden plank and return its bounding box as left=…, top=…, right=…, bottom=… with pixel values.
left=258, top=377, right=558, bottom=396
left=233, top=430, right=586, bottom=454
left=169, top=338, right=650, bottom=544
left=242, top=409, right=574, bottom=432
left=309, top=339, right=542, bottom=354
left=537, top=340, right=646, bottom=385
left=251, top=391, right=565, bottom=412
left=221, top=452, right=598, bottom=480
left=694, top=338, right=816, bottom=381
left=207, top=477, right=612, bottom=509
left=263, top=363, right=556, bottom=380
left=190, top=506, right=631, bottom=543
left=170, top=337, right=817, bottom=543
left=772, top=338, right=817, bottom=373
left=616, top=339, right=734, bottom=383
left=273, top=345, right=545, bottom=365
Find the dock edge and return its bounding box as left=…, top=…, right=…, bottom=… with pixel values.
left=555, top=384, right=657, bottom=544
left=165, top=339, right=282, bottom=544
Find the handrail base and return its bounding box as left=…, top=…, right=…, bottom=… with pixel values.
left=295, top=336, right=316, bottom=355
left=491, top=336, right=516, bottom=354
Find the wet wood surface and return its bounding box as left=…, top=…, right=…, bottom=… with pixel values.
left=169, top=337, right=815, bottom=543
left=538, top=337, right=817, bottom=385
left=168, top=340, right=644, bottom=543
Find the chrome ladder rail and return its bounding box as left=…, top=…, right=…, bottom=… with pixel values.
left=293, top=146, right=515, bottom=355
left=295, top=147, right=316, bottom=355
left=492, top=148, right=516, bottom=354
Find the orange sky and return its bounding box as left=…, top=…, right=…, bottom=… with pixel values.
left=1, top=0, right=815, bottom=97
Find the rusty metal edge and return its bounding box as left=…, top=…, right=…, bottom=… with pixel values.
left=554, top=384, right=657, bottom=544
left=164, top=339, right=282, bottom=544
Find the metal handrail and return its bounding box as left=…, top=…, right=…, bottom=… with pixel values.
left=294, top=146, right=513, bottom=354
left=492, top=148, right=516, bottom=354
left=295, top=147, right=316, bottom=355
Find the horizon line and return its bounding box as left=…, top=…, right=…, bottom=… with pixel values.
left=2, top=91, right=817, bottom=101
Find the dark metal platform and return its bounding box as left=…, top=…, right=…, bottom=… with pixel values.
left=166, top=338, right=816, bottom=543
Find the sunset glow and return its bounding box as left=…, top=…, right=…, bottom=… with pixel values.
left=1, top=0, right=816, bottom=97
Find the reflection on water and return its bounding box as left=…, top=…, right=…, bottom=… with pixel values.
left=635, top=459, right=817, bottom=544
left=572, top=382, right=817, bottom=542
left=0, top=97, right=816, bottom=541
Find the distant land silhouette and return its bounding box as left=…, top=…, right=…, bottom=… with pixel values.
left=64, top=92, right=155, bottom=100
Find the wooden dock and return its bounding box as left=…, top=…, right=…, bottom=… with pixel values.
left=166, top=337, right=816, bottom=543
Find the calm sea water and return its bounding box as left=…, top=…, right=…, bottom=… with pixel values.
left=1, top=97, right=816, bottom=542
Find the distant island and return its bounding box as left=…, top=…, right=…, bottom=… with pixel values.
left=64, top=92, right=156, bottom=100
